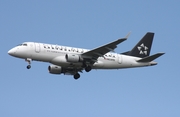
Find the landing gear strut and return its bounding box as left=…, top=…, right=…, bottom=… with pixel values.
left=25, top=58, right=32, bottom=69
left=74, top=73, right=80, bottom=80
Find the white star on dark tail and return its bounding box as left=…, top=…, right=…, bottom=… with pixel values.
left=137, top=43, right=148, bottom=55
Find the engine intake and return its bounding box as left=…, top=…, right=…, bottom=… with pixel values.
left=48, top=65, right=62, bottom=74
left=65, top=54, right=83, bottom=63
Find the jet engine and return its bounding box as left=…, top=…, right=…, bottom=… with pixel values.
left=48, top=65, right=63, bottom=74
left=65, top=54, right=83, bottom=63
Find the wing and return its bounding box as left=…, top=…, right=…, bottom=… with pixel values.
left=81, top=37, right=127, bottom=61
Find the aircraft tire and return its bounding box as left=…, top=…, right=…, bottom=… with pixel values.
left=74, top=73, right=80, bottom=80
left=27, top=65, right=31, bottom=69
left=85, top=66, right=92, bottom=72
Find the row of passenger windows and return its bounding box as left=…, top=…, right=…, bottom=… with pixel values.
left=105, top=54, right=116, bottom=58
left=43, top=45, right=85, bottom=53
left=43, top=44, right=116, bottom=58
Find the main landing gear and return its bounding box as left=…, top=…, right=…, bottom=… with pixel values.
left=72, top=64, right=92, bottom=80
left=73, top=65, right=92, bottom=80
left=25, top=58, right=32, bottom=69
left=85, top=66, right=92, bottom=72
left=74, top=73, right=80, bottom=80
left=83, top=62, right=92, bottom=72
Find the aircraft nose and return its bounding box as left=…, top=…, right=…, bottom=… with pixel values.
left=8, top=48, right=16, bottom=56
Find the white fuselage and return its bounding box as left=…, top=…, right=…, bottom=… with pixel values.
left=8, top=42, right=153, bottom=69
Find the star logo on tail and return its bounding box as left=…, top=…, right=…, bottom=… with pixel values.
left=137, top=43, right=148, bottom=55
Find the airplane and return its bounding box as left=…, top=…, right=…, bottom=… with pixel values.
left=8, top=32, right=164, bottom=79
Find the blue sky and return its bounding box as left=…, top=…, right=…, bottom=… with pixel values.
left=1, top=0, right=180, bottom=117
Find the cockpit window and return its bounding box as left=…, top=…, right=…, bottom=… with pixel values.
left=17, top=43, right=28, bottom=46
left=17, top=44, right=22, bottom=46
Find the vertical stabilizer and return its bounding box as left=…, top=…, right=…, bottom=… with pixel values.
left=129, top=32, right=154, bottom=58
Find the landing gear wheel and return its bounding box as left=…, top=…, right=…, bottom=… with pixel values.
left=74, top=73, right=80, bottom=80
left=27, top=65, right=31, bottom=69
left=85, top=66, right=92, bottom=72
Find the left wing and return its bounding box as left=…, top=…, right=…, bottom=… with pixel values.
left=81, top=37, right=127, bottom=60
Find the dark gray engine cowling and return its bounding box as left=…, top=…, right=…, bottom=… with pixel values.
left=48, top=65, right=62, bottom=74
left=65, top=54, right=83, bottom=63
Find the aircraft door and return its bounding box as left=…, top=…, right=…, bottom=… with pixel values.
left=118, top=54, right=122, bottom=64
left=35, top=43, right=40, bottom=53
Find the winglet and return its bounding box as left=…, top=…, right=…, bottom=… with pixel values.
left=125, top=32, right=131, bottom=38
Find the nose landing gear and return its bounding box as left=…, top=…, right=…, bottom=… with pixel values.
left=27, top=65, right=31, bottom=69
left=25, top=58, right=32, bottom=69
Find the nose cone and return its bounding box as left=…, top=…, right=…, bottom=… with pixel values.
left=8, top=48, right=16, bottom=56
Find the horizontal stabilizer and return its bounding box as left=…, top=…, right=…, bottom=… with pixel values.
left=137, top=53, right=165, bottom=62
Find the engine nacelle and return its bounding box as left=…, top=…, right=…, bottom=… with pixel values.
left=48, top=65, right=63, bottom=74
left=65, top=54, right=83, bottom=63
